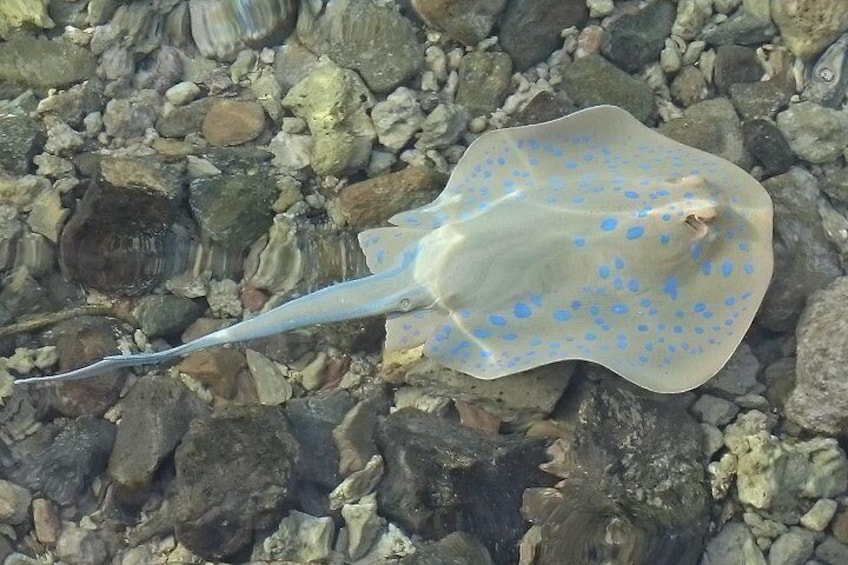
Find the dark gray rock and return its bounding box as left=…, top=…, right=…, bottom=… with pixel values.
left=135, top=295, right=204, bottom=338
left=713, top=45, right=765, bottom=94
left=699, top=9, right=776, bottom=46
left=296, top=0, right=423, bottom=93
left=456, top=52, right=513, bottom=117
left=188, top=172, right=276, bottom=250
left=601, top=1, right=676, bottom=72
left=507, top=91, right=576, bottom=127
left=760, top=168, right=843, bottom=332
left=776, top=101, right=848, bottom=164
left=499, top=0, right=588, bottom=70
left=155, top=97, right=215, bottom=138
left=741, top=119, right=794, bottom=177
left=174, top=404, right=300, bottom=560
left=816, top=536, right=848, bottom=564
left=659, top=98, right=750, bottom=169
left=108, top=375, right=209, bottom=490
left=558, top=55, right=654, bottom=123
left=729, top=81, right=791, bottom=121
left=285, top=390, right=356, bottom=514
left=10, top=416, right=116, bottom=507
left=785, top=276, right=848, bottom=435
left=520, top=377, right=708, bottom=565
left=376, top=407, right=553, bottom=564
left=0, top=113, right=44, bottom=175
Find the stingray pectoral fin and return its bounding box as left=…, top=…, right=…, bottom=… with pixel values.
left=15, top=260, right=433, bottom=386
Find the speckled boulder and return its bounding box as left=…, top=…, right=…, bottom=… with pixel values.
left=771, top=0, right=848, bottom=59
left=785, top=276, right=848, bottom=435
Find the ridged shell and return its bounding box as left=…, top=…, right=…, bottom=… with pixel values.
left=189, top=0, right=297, bottom=60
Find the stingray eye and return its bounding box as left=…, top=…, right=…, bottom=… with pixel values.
left=399, top=298, right=412, bottom=311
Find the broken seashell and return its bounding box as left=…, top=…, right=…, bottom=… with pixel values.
left=189, top=0, right=297, bottom=61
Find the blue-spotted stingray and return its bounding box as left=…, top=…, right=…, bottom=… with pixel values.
left=15, top=105, right=773, bottom=393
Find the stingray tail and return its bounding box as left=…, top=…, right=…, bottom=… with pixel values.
left=15, top=259, right=432, bottom=386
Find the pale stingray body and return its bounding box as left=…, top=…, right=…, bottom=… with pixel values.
left=16, top=106, right=773, bottom=393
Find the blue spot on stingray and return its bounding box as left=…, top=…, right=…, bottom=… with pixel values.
left=459, top=309, right=471, bottom=319
left=702, top=261, right=712, bottom=276
left=693, top=303, right=706, bottom=313
left=503, top=332, right=518, bottom=341
left=744, top=262, right=754, bottom=274
left=660, top=234, right=671, bottom=244
left=529, top=337, right=543, bottom=346
left=637, top=324, right=649, bottom=332
left=589, top=305, right=601, bottom=316
left=628, top=279, right=640, bottom=293
left=673, top=325, right=683, bottom=334
left=530, top=294, right=543, bottom=306
left=695, top=326, right=705, bottom=334
left=721, top=261, right=733, bottom=277
left=662, top=213, right=671, bottom=221
left=571, top=300, right=582, bottom=310
left=611, top=304, right=629, bottom=314
left=554, top=310, right=572, bottom=322
left=585, top=332, right=597, bottom=341
left=489, top=314, right=507, bottom=326
left=614, top=277, right=624, bottom=290
left=675, top=310, right=685, bottom=318
left=566, top=161, right=578, bottom=169
left=573, top=237, right=586, bottom=247
left=739, top=241, right=749, bottom=251
left=615, top=257, right=625, bottom=269
left=691, top=245, right=701, bottom=260
left=640, top=298, right=652, bottom=307
left=625, top=191, right=639, bottom=199
left=514, top=302, right=532, bottom=318
left=472, top=328, right=491, bottom=339
left=601, top=218, right=618, bottom=231
left=663, top=276, right=679, bottom=300
left=725, top=297, right=736, bottom=306
left=626, top=226, right=645, bottom=240
left=599, top=265, right=610, bottom=279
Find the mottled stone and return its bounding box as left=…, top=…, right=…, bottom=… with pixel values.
left=108, top=376, right=208, bottom=490
left=557, top=55, right=655, bottom=123
left=776, top=101, right=848, bottom=163
left=0, top=480, right=31, bottom=524
left=296, top=0, right=423, bottom=93
left=281, top=62, right=376, bottom=176
left=334, top=166, right=447, bottom=229
left=760, top=168, right=842, bottom=331
left=410, top=0, right=506, bottom=44
left=499, top=0, right=589, bottom=70
left=188, top=172, right=276, bottom=249
left=713, top=45, right=764, bottom=94
left=521, top=378, right=707, bottom=565
left=729, top=81, right=791, bottom=121
left=701, top=522, right=764, bottom=565
left=672, top=0, right=713, bottom=40
left=659, top=98, right=750, bottom=169
left=377, top=407, right=553, bottom=564
left=0, top=35, right=95, bottom=91
left=0, top=113, right=44, bottom=175
left=600, top=1, right=676, bottom=72
left=785, top=277, right=848, bottom=435
left=456, top=52, right=513, bottom=117
left=174, top=405, right=300, bottom=560
left=371, top=87, right=426, bottom=151
left=103, top=90, right=161, bottom=140
left=156, top=97, right=215, bottom=138
left=416, top=103, right=469, bottom=150
left=201, top=99, right=266, bottom=146
left=771, top=0, right=848, bottom=59
left=9, top=416, right=116, bottom=507
left=768, top=527, right=815, bottom=565
left=670, top=65, right=710, bottom=108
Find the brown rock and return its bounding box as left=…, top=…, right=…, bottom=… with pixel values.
left=178, top=348, right=247, bottom=399
left=201, top=99, right=266, bottom=146
left=336, top=165, right=447, bottom=228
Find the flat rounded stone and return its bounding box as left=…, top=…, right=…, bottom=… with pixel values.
left=202, top=99, right=266, bottom=146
